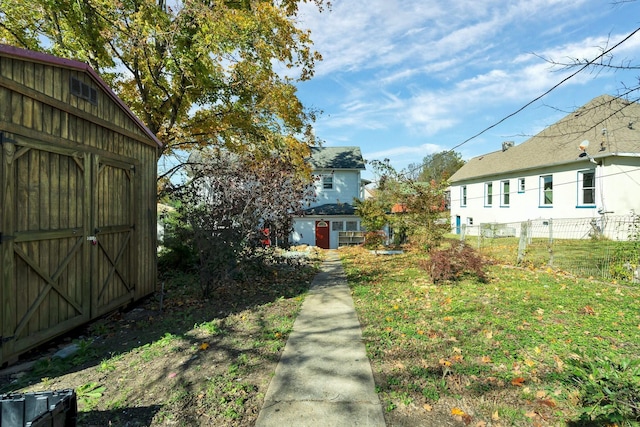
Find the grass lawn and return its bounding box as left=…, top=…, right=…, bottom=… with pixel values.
left=339, top=246, right=640, bottom=426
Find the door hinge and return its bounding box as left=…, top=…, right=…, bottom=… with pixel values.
left=0, top=232, right=16, bottom=244
left=0, top=132, right=17, bottom=145
left=0, top=335, right=15, bottom=347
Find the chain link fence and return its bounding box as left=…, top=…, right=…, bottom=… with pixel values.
left=458, top=214, right=640, bottom=283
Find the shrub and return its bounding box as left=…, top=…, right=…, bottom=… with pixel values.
left=421, top=242, right=489, bottom=284
left=364, top=231, right=386, bottom=249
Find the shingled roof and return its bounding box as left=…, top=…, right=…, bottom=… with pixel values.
left=309, top=146, right=366, bottom=170
left=302, top=203, right=356, bottom=216
left=450, top=95, right=640, bottom=183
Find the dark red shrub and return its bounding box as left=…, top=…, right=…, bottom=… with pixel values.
left=421, top=242, right=490, bottom=284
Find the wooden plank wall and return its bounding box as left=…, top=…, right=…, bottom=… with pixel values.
left=0, top=53, right=158, bottom=364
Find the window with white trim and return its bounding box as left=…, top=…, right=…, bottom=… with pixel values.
left=484, top=182, right=493, bottom=206
left=461, top=185, right=467, bottom=207
left=345, top=221, right=358, bottom=231
left=578, top=170, right=595, bottom=205
left=322, top=175, right=333, bottom=189
left=501, top=180, right=510, bottom=206
left=518, top=177, right=525, bottom=193
left=540, top=175, right=553, bottom=205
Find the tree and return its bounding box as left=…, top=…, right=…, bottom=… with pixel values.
left=369, top=160, right=450, bottom=249
left=408, top=150, right=465, bottom=184
left=168, top=147, right=315, bottom=296
left=0, top=0, right=328, bottom=180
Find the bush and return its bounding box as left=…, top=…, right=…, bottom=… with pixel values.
left=421, top=242, right=489, bottom=284
left=567, top=353, right=640, bottom=426
left=364, top=231, right=386, bottom=249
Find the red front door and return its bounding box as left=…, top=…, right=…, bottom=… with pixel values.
left=315, top=220, right=330, bottom=249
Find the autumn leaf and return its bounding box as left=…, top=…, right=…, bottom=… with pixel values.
left=511, top=377, right=525, bottom=386
left=581, top=305, right=596, bottom=315
left=481, top=355, right=492, bottom=363
left=492, top=410, right=500, bottom=420
left=423, top=403, right=433, bottom=411
left=553, top=355, right=565, bottom=372
left=199, top=342, right=209, bottom=351
left=443, top=316, right=454, bottom=322
left=451, top=407, right=466, bottom=416
left=439, top=358, right=452, bottom=367
left=537, top=399, right=557, bottom=408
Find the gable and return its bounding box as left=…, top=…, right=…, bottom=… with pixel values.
left=309, top=146, right=366, bottom=170
left=451, top=95, right=640, bottom=183
left=0, top=43, right=161, bottom=148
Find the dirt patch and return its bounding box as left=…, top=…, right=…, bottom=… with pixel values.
left=1, top=261, right=318, bottom=426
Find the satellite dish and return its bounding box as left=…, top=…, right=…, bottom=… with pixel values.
left=579, top=140, right=590, bottom=151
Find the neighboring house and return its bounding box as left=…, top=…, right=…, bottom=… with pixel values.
left=449, top=95, right=640, bottom=236
left=290, top=146, right=367, bottom=249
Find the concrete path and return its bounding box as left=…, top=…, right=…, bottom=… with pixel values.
left=256, top=251, right=386, bottom=427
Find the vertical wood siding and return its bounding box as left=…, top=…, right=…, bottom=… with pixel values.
left=0, top=54, right=158, bottom=365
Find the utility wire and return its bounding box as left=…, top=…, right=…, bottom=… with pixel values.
left=402, top=25, right=640, bottom=178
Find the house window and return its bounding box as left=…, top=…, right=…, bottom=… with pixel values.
left=501, top=180, right=510, bottom=206
left=484, top=182, right=493, bottom=206
left=461, top=186, right=467, bottom=207
left=345, top=221, right=358, bottom=231
left=578, top=170, right=596, bottom=206
left=540, top=175, right=553, bottom=206
left=467, top=217, right=473, bottom=225
left=323, top=175, right=333, bottom=189
left=518, top=178, right=525, bottom=193
left=332, top=221, right=344, bottom=231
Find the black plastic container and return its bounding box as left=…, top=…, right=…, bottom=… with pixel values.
left=0, top=389, right=77, bottom=427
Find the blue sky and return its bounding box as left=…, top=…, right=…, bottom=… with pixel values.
left=294, top=0, right=640, bottom=181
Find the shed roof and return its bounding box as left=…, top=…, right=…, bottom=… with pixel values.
left=450, top=95, right=640, bottom=183
left=309, top=146, right=366, bottom=170
left=0, top=44, right=162, bottom=148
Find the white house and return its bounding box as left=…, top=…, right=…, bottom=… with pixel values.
left=290, top=146, right=367, bottom=249
left=449, top=95, right=640, bottom=237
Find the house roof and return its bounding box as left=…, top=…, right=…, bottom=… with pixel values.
left=309, top=146, right=366, bottom=170
left=450, top=95, right=640, bottom=183
left=0, top=44, right=162, bottom=148
left=302, top=203, right=356, bottom=216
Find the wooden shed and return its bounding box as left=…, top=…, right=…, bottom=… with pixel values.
left=0, top=45, right=161, bottom=365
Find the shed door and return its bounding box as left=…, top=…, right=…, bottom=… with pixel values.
left=1, top=136, right=91, bottom=360
left=91, top=156, right=136, bottom=317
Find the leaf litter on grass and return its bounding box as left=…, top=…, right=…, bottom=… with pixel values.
left=339, top=246, right=640, bottom=426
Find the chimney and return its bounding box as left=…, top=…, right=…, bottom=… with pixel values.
left=502, top=141, right=514, bottom=152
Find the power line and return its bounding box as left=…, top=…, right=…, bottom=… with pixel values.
left=401, top=25, right=640, bottom=179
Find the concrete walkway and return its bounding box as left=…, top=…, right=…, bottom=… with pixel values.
left=256, top=251, right=386, bottom=427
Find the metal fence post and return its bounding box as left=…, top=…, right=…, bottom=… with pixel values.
left=548, top=218, right=554, bottom=267
left=517, top=221, right=528, bottom=264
